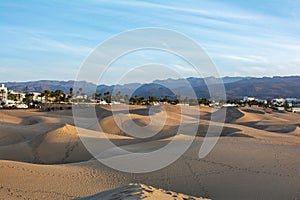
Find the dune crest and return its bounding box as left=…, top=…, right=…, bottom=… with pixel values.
left=78, top=183, right=209, bottom=200
left=2, top=106, right=300, bottom=199
left=0, top=123, right=93, bottom=164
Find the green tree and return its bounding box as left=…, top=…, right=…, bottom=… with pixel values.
left=104, top=91, right=111, bottom=103
left=54, top=90, right=64, bottom=103
left=0, top=89, right=6, bottom=102
left=25, top=93, right=34, bottom=106
left=43, top=90, right=50, bottom=102
left=69, top=88, right=74, bottom=99
left=116, top=91, right=121, bottom=102
left=40, top=92, right=45, bottom=102
left=148, top=96, right=157, bottom=103
left=124, top=94, right=129, bottom=103
left=8, top=93, right=17, bottom=101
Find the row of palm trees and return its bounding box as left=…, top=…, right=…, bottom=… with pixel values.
left=91, top=90, right=212, bottom=106
left=21, top=86, right=213, bottom=106
left=92, top=91, right=111, bottom=103
left=40, top=90, right=67, bottom=103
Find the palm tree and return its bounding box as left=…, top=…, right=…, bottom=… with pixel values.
left=104, top=91, right=110, bottom=103
left=124, top=94, right=129, bottom=103
left=69, top=88, right=73, bottom=98
left=54, top=90, right=64, bottom=103
left=176, top=94, right=181, bottom=103
left=25, top=93, right=34, bottom=106
left=0, top=89, right=5, bottom=102
left=50, top=91, right=55, bottom=102
left=116, top=91, right=121, bottom=102
left=148, top=96, right=157, bottom=103
left=43, top=90, right=50, bottom=103
left=164, top=96, right=170, bottom=103
left=40, top=92, right=45, bottom=102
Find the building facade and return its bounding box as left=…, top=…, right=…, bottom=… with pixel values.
left=0, top=84, right=8, bottom=102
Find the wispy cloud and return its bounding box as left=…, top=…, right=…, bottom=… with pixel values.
left=0, top=0, right=299, bottom=83
left=27, top=36, right=93, bottom=56
left=218, top=55, right=267, bottom=64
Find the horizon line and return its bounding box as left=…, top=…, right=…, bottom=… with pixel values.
left=2, top=75, right=300, bottom=87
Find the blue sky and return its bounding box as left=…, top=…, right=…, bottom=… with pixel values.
left=0, top=0, right=299, bottom=84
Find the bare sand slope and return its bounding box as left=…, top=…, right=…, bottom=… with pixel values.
left=237, top=108, right=300, bottom=134
left=0, top=122, right=138, bottom=164
left=1, top=106, right=300, bottom=199
left=0, top=123, right=91, bottom=164
left=210, top=107, right=300, bottom=135
left=1, top=136, right=300, bottom=199
left=290, top=127, right=300, bottom=137
left=100, top=105, right=195, bottom=139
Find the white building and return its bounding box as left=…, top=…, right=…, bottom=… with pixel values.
left=285, top=98, right=298, bottom=103
left=30, top=92, right=42, bottom=101
left=8, top=90, right=26, bottom=102
left=276, top=107, right=285, bottom=111
left=271, top=98, right=285, bottom=106
left=99, top=100, right=108, bottom=105
left=292, top=107, right=300, bottom=113
left=242, top=96, right=256, bottom=102
left=222, top=103, right=238, bottom=108
left=257, top=99, right=268, bottom=104
left=0, top=84, right=8, bottom=102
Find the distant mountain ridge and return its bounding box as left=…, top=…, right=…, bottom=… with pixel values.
left=3, top=76, right=300, bottom=99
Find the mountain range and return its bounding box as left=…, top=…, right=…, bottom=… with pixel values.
left=3, top=76, right=300, bottom=100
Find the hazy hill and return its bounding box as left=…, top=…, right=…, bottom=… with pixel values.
left=5, top=80, right=96, bottom=94
left=3, top=76, right=300, bottom=99
left=225, top=76, right=300, bottom=99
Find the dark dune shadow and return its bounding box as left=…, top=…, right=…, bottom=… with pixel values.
left=21, top=118, right=40, bottom=125
left=239, top=122, right=298, bottom=133
left=242, top=109, right=265, bottom=115
left=202, top=108, right=245, bottom=123
left=182, top=124, right=249, bottom=137
left=113, top=123, right=249, bottom=139
left=96, top=105, right=162, bottom=118
left=128, top=106, right=162, bottom=116
left=106, top=123, right=251, bottom=154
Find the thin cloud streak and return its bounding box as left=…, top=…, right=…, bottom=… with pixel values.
left=0, top=0, right=299, bottom=83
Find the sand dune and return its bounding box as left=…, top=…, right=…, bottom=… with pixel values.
left=1, top=105, right=300, bottom=199
left=0, top=123, right=92, bottom=164
left=78, top=183, right=209, bottom=200
left=290, top=126, right=300, bottom=136
left=234, top=108, right=300, bottom=134
left=206, top=107, right=244, bottom=123
left=29, top=124, right=92, bottom=164
left=0, top=111, right=23, bottom=124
